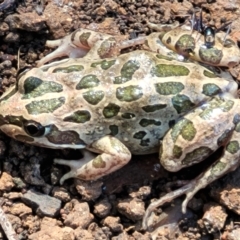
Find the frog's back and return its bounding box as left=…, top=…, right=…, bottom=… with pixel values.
left=0, top=50, right=236, bottom=154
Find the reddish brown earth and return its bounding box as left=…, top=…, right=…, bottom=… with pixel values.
left=1, top=0, right=240, bottom=239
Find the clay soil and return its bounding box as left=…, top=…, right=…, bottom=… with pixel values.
left=1, top=0, right=240, bottom=239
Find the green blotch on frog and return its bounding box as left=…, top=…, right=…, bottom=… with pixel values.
left=121, top=113, right=135, bottom=119
left=63, top=110, right=91, bottom=123
left=114, top=60, right=140, bottom=84
left=91, top=59, right=116, bottom=70
left=79, top=32, right=91, bottom=47
left=25, top=97, right=65, bottom=115
left=175, top=34, right=195, bottom=56
left=199, top=47, right=223, bottom=65
left=92, top=155, right=106, bottom=168
left=109, top=125, right=118, bottom=136
left=217, top=128, right=234, bottom=146
left=203, top=70, right=217, bottom=78
left=133, top=131, right=146, bottom=139
left=171, top=118, right=196, bottom=142
left=139, top=118, right=161, bottom=127
left=151, top=64, right=190, bottom=78
left=22, top=77, right=63, bottom=99
left=52, top=65, right=84, bottom=73
left=181, top=147, right=213, bottom=166
left=103, top=103, right=120, bottom=118
left=173, top=145, right=183, bottom=158
left=172, top=94, right=195, bottom=114
left=142, top=104, right=167, bottom=112
left=116, top=85, right=143, bottom=102
left=82, top=90, right=104, bottom=105
left=202, top=83, right=221, bottom=96
left=210, top=161, right=227, bottom=176
left=76, top=75, right=100, bottom=90
left=226, top=141, right=240, bottom=154
left=155, top=82, right=185, bottom=95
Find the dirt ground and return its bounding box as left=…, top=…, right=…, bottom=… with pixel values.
left=1, top=0, right=240, bottom=239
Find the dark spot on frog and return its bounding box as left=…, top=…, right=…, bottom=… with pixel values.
left=109, top=125, right=118, bottom=136
left=166, top=36, right=171, bottom=44
left=103, top=103, right=120, bottom=118
left=133, top=131, right=146, bottom=139
left=139, top=119, right=161, bottom=127
left=46, top=125, right=85, bottom=146
left=76, top=75, right=100, bottom=90
left=171, top=94, right=195, bottom=114
left=63, top=110, right=91, bottom=123
left=168, top=119, right=175, bottom=128
left=140, top=138, right=150, bottom=146
left=217, top=128, right=234, bottom=146
left=226, top=141, right=240, bottom=154
left=79, top=32, right=91, bottom=47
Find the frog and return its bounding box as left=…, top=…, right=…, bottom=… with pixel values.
left=0, top=21, right=240, bottom=230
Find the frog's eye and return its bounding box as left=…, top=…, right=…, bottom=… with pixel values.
left=23, top=121, right=46, bottom=137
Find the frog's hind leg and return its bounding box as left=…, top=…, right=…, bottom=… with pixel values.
left=143, top=129, right=240, bottom=230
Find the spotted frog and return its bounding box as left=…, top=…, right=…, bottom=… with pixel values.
left=0, top=23, right=240, bottom=229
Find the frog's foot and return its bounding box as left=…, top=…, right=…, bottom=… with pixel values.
left=37, top=35, right=89, bottom=67
left=54, top=136, right=131, bottom=185
left=37, top=29, right=118, bottom=67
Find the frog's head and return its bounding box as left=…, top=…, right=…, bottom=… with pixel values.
left=0, top=69, right=86, bottom=149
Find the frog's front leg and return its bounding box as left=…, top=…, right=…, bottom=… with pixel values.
left=54, top=135, right=131, bottom=185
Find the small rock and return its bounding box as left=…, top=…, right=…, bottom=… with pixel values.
left=88, top=222, right=109, bottom=239
left=28, top=217, right=74, bottom=240
left=0, top=140, right=6, bottom=155
left=4, top=192, right=22, bottom=200
left=222, top=227, right=240, bottom=240
left=12, top=177, right=27, bottom=189
left=132, top=231, right=152, bottom=240
left=93, top=198, right=112, bottom=218
left=117, top=198, right=145, bottom=221
left=43, top=1, right=73, bottom=39
left=4, top=13, right=46, bottom=31
left=75, top=179, right=103, bottom=201
left=74, top=227, right=94, bottom=239
left=210, top=167, right=240, bottom=215
left=202, top=202, right=227, bottom=234
left=64, top=199, right=93, bottom=229
left=147, top=200, right=195, bottom=239
left=6, top=214, right=22, bottom=232
left=0, top=172, right=15, bottom=191
left=102, top=216, right=123, bottom=233
left=22, top=215, right=41, bottom=234
left=4, top=32, right=20, bottom=42
left=52, top=186, right=71, bottom=202
left=22, top=189, right=61, bottom=217
left=0, top=22, right=9, bottom=35
left=20, top=161, right=46, bottom=186
left=129, top=186, right=151, bottom=199
left=112, top=232, right=132, bottom=240
left=9, top=202, right=32, bottom=217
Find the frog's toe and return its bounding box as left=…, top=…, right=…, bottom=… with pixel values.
left=142, top=182, right=193, bottom=230
left=54, top=159, right=86, bottom=184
